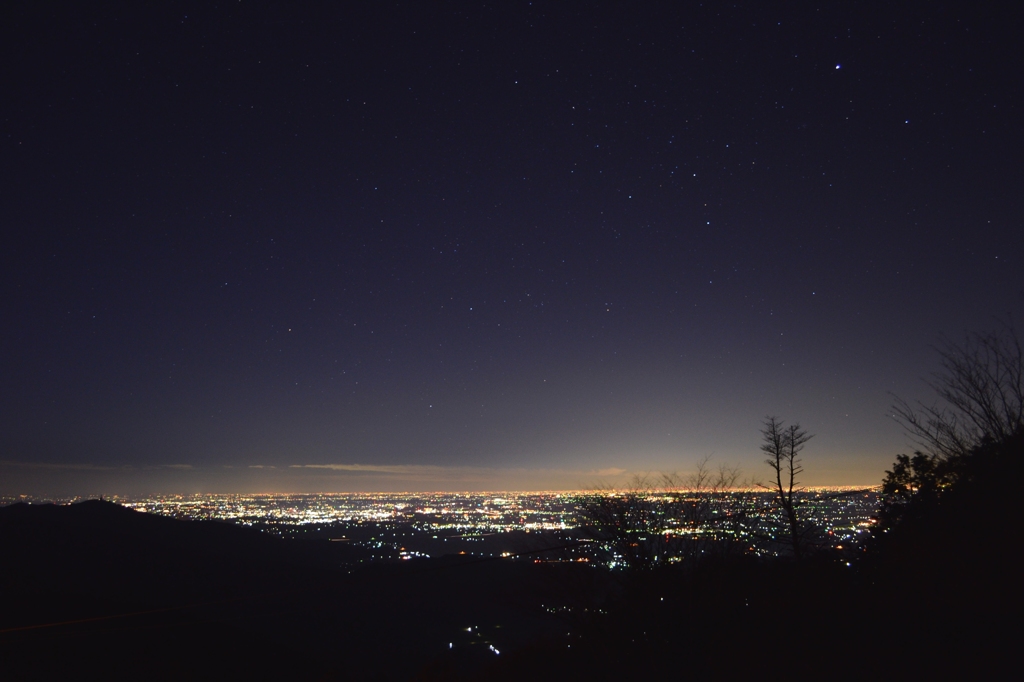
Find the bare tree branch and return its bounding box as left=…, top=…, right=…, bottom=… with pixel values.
left=893, top=323, right=1024, bottom=460
left=579, top=457, right=750, bottom=571
left=760, top=416, right=812, bottom=560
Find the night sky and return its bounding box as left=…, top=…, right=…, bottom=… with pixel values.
left=3, top=2, right=1022, bottom=495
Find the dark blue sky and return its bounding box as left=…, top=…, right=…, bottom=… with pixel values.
left=3, top=1, right=1022, bottom=495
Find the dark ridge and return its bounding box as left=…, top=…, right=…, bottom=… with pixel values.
left=0, top=499, right=358, bottom=677
left=0, top=499, right=574, bottom=679
left=2, top=447, right=1018, bottom=681
left=0, top=498, right=341, bottom=609
left=478, top=434, right=1023, bottom=679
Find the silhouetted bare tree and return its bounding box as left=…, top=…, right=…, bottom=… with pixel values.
left=661, top=456, right=751, bottom=561
left=578, top=474, right=668, bottom=571
left=578, top=457, right=748, bottom=571
left=892, top=324, right=1023, bottom=461
left=882, top=324, right=1023, bottom=528
left=760, top=416, right=812, bottom=560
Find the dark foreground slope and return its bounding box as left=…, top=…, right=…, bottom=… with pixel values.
left=2, top=464, right=1018, bottom=682
left=0, top=500, right=576, bottom=680
left=486, top=437, right=1024, bottom=679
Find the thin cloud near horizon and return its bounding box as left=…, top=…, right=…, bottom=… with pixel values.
left=290, top=463, right=629, bottom=477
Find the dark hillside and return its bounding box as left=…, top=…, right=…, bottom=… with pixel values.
left=863, top=432, right=1023, bottom=672
left=2, top=461, right=1018, bottom=681
left=483, top=437, right=1023, bottom=679
left=483, top=549, right=1013, bottom=678
left=1, top=499, right=346, bottom=622
left=0, top=500, right=578, bottom=679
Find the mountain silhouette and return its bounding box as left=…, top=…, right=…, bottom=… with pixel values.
left=0, top=499, right=569, bottom=679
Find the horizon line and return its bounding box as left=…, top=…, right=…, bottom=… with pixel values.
left=3, top=484, right=883, bottom=501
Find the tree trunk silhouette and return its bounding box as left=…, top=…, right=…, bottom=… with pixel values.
left=760, top=416, right=811, bottom=560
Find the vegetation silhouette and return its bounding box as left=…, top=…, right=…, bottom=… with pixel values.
left=514, top=322, right=1022, bottom=678
left=759, top=416, right=813, bottom=560
left=576, top=456, right=750, bottom=572
left=891, top=322, right=1023, bottom=460
left=2, top=325, right=1019, bottom=678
